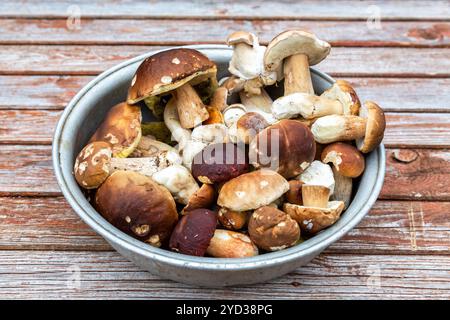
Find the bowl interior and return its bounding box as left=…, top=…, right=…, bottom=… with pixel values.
left=53, top=45, right=385, bottom=268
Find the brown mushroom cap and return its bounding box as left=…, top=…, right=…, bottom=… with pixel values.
left=356, top=101, right=386, bottom=153
left=286, top=180, right=304, bottom=205
left=321, top=142, right=365, bottom=178
left=236, top=112, right=269, bottom=144
left=217, top=207, right=249, bottom=230
left=191, top=143, right=249, bottom=184
left=182, top=184, right=216, bottom=214
left=95, top=171, right=178, bottom=246
left=169, top=208, right=217, bottom=257
left=127, top=48, right=217, bottom=104
left=249, top=119, right=316, bottom=179
left=283, top=201, right=345, bottom=234
left=74, top=141, right=112, bottom=189
left=248, top=206, right=300, bottom=251
left=264, top=30, right=331, bottom=72
left=89, top=102, right=142, bottom=158
left=217, top=169, right=289, bottom=211
left=321, top=80, right=361, bottom=116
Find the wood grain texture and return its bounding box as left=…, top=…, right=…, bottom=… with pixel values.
left=0, top=197, right=448, bottom=254
left=1, top=110, right=449, bottom=147
left=0, top=46, right=448, bottom=77
left=1, top=0, right=449, bottom=20
left=0, top=19, right=448, bottom=47
left=0, top=250, right=448, bottom=299
left=1, top=76, right=450, bottom=112
left=0, top=145, right=449, bottom=199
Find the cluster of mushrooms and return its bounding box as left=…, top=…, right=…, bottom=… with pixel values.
left=74, top=29, right=386, bottom=258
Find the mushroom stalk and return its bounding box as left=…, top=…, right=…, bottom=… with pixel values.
left=284, top=54, right=314, bottom=95
left=239, top=89, right=276, bottom=124
left=311, top=115, right=367, bottom=144
left=174, top=83, right=209, bottom=129
left=108, top=152, right=180, bottom=177
left=331, top=167, right=353, bottom=209
left=164, top=97, right=192, bottom=150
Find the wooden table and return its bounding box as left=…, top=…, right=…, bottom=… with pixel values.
left=0, top=0, right=449, bottom=299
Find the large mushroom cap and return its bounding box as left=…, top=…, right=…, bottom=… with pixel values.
left=264, top=29, right=331, bottom=72
left=74, top=141, right=112, bottom=189
left=127, top=48, right=217, bottom=104
left=249, top=119, right=316, bottom=179
left=89, top=102, right=142, bottom=158
left=217, top=169, right=289, bottom=211
left=95, top=171, right=178, bottom=246
left=356, top=101, right=386, bottom=153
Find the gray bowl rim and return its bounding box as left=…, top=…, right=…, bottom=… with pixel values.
left=52, top=44, right=385, bottom=271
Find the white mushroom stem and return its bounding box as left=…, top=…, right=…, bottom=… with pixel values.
left=152, top=164, right=199, bottom=205
left=174, top=83, right=209, bottom=129
left=272, top=92, right=344, bottom=120
left=131, top=136, right=178, bottom=157
left=298, top=160, right=335, bottom=195
left=108, top=150, right=182, bottom=177
left=331, top=167, right=353, bottom=209
left=164, top=97, right=192, bottom=150
left=239, top=89, right=277, bottom=124
left=284, top=54, right=314, bottom=95
left=311, top=115, right=367, bottom=144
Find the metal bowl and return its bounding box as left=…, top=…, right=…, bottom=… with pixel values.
left=52, top=45, right=385, bottom=287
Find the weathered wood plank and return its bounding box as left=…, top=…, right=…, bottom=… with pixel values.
left=0, top=145, right=449, bottom=199
left=0, top=46, right=448, bottom=77
left=1, top=76, right=450, bottom=113
left=1, top=197, right=448, bottom=254
left=0, top=251, right=448, bottom=299
left=1, top=110, right=449, bottom=147
left=1, top=0, right=449, bottom=20
left=0, top=19, right=448, bottom=47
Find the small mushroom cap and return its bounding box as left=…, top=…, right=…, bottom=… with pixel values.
left=127, top=48, right=217, bottom=104
left=321, top=80, right=361, bottom=116
left=226, top=31, right=257, bottom=46
left=217, top=207, right=249, bottom=230
left=206, top=229, right=258, bottom=258
left=182, top=184, right=216, bottom=214
left=169, top=209, right=217, bottom=257
left=219, top=76, right=245, bottom=94
left=217, top=169, right=289, bottom=211
left=264, top=30, right=331, bottom=72
left=283, top=201, right=345, bottom=234
left=74, top=141, right=112, bottom=189
left=248, top=206, right=300, bottom=252
left=191, top=142, right=249, bottom=184
left=236, top=112, right=269, bottom=144
left=298, top=160, right=335, bottom=195
left=321, top=142, right=365, bottom=178
left=249, top=119, right=316, bottom=179
left=356, top=101, right=386, bottom=153
left=89, top=102, right=142, bottom=158
left=95, top=171, right=178, bottom=246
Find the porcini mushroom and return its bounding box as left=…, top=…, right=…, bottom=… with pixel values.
left=272, top=80, right=361, bottom=120
left=191, top=142, right=249, bottom=184
left=283, top=184, right=345, bottom=234
left=321, top=142, right=365, bottom=178
left=217, top=207, right=249, bottom=230
left=264, top=30, right=330, bottom=96
left=217, top=169, right=289, bottom=212
left=130, top=135, right=177, bottom=158
left=239, top=88, right=277, bottom=124
left=311, top=101, right=386, bottom=153
left=89, top=102, right=142, bottom=158
left=235, top=112, right=269, bottom=144
left=169, top=208, right=217, bottom=256
left=298, top=160, right=335, bottom=195
left=182, top=184, right=216, bottom=214
left=73, top=141, right=181, bottom=189
left=206, top=229, right=258, bottom=258
left=95, top=170, right=178, bottom=246
left=248, top=206, right=300, bottom=251
left=152, top=164, right=199, bottom=205
left=249, top=119, right=316, bottom=179
left=227, top=31, right=278, bottom=95
left=127, top=48, right=217, bottom=129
